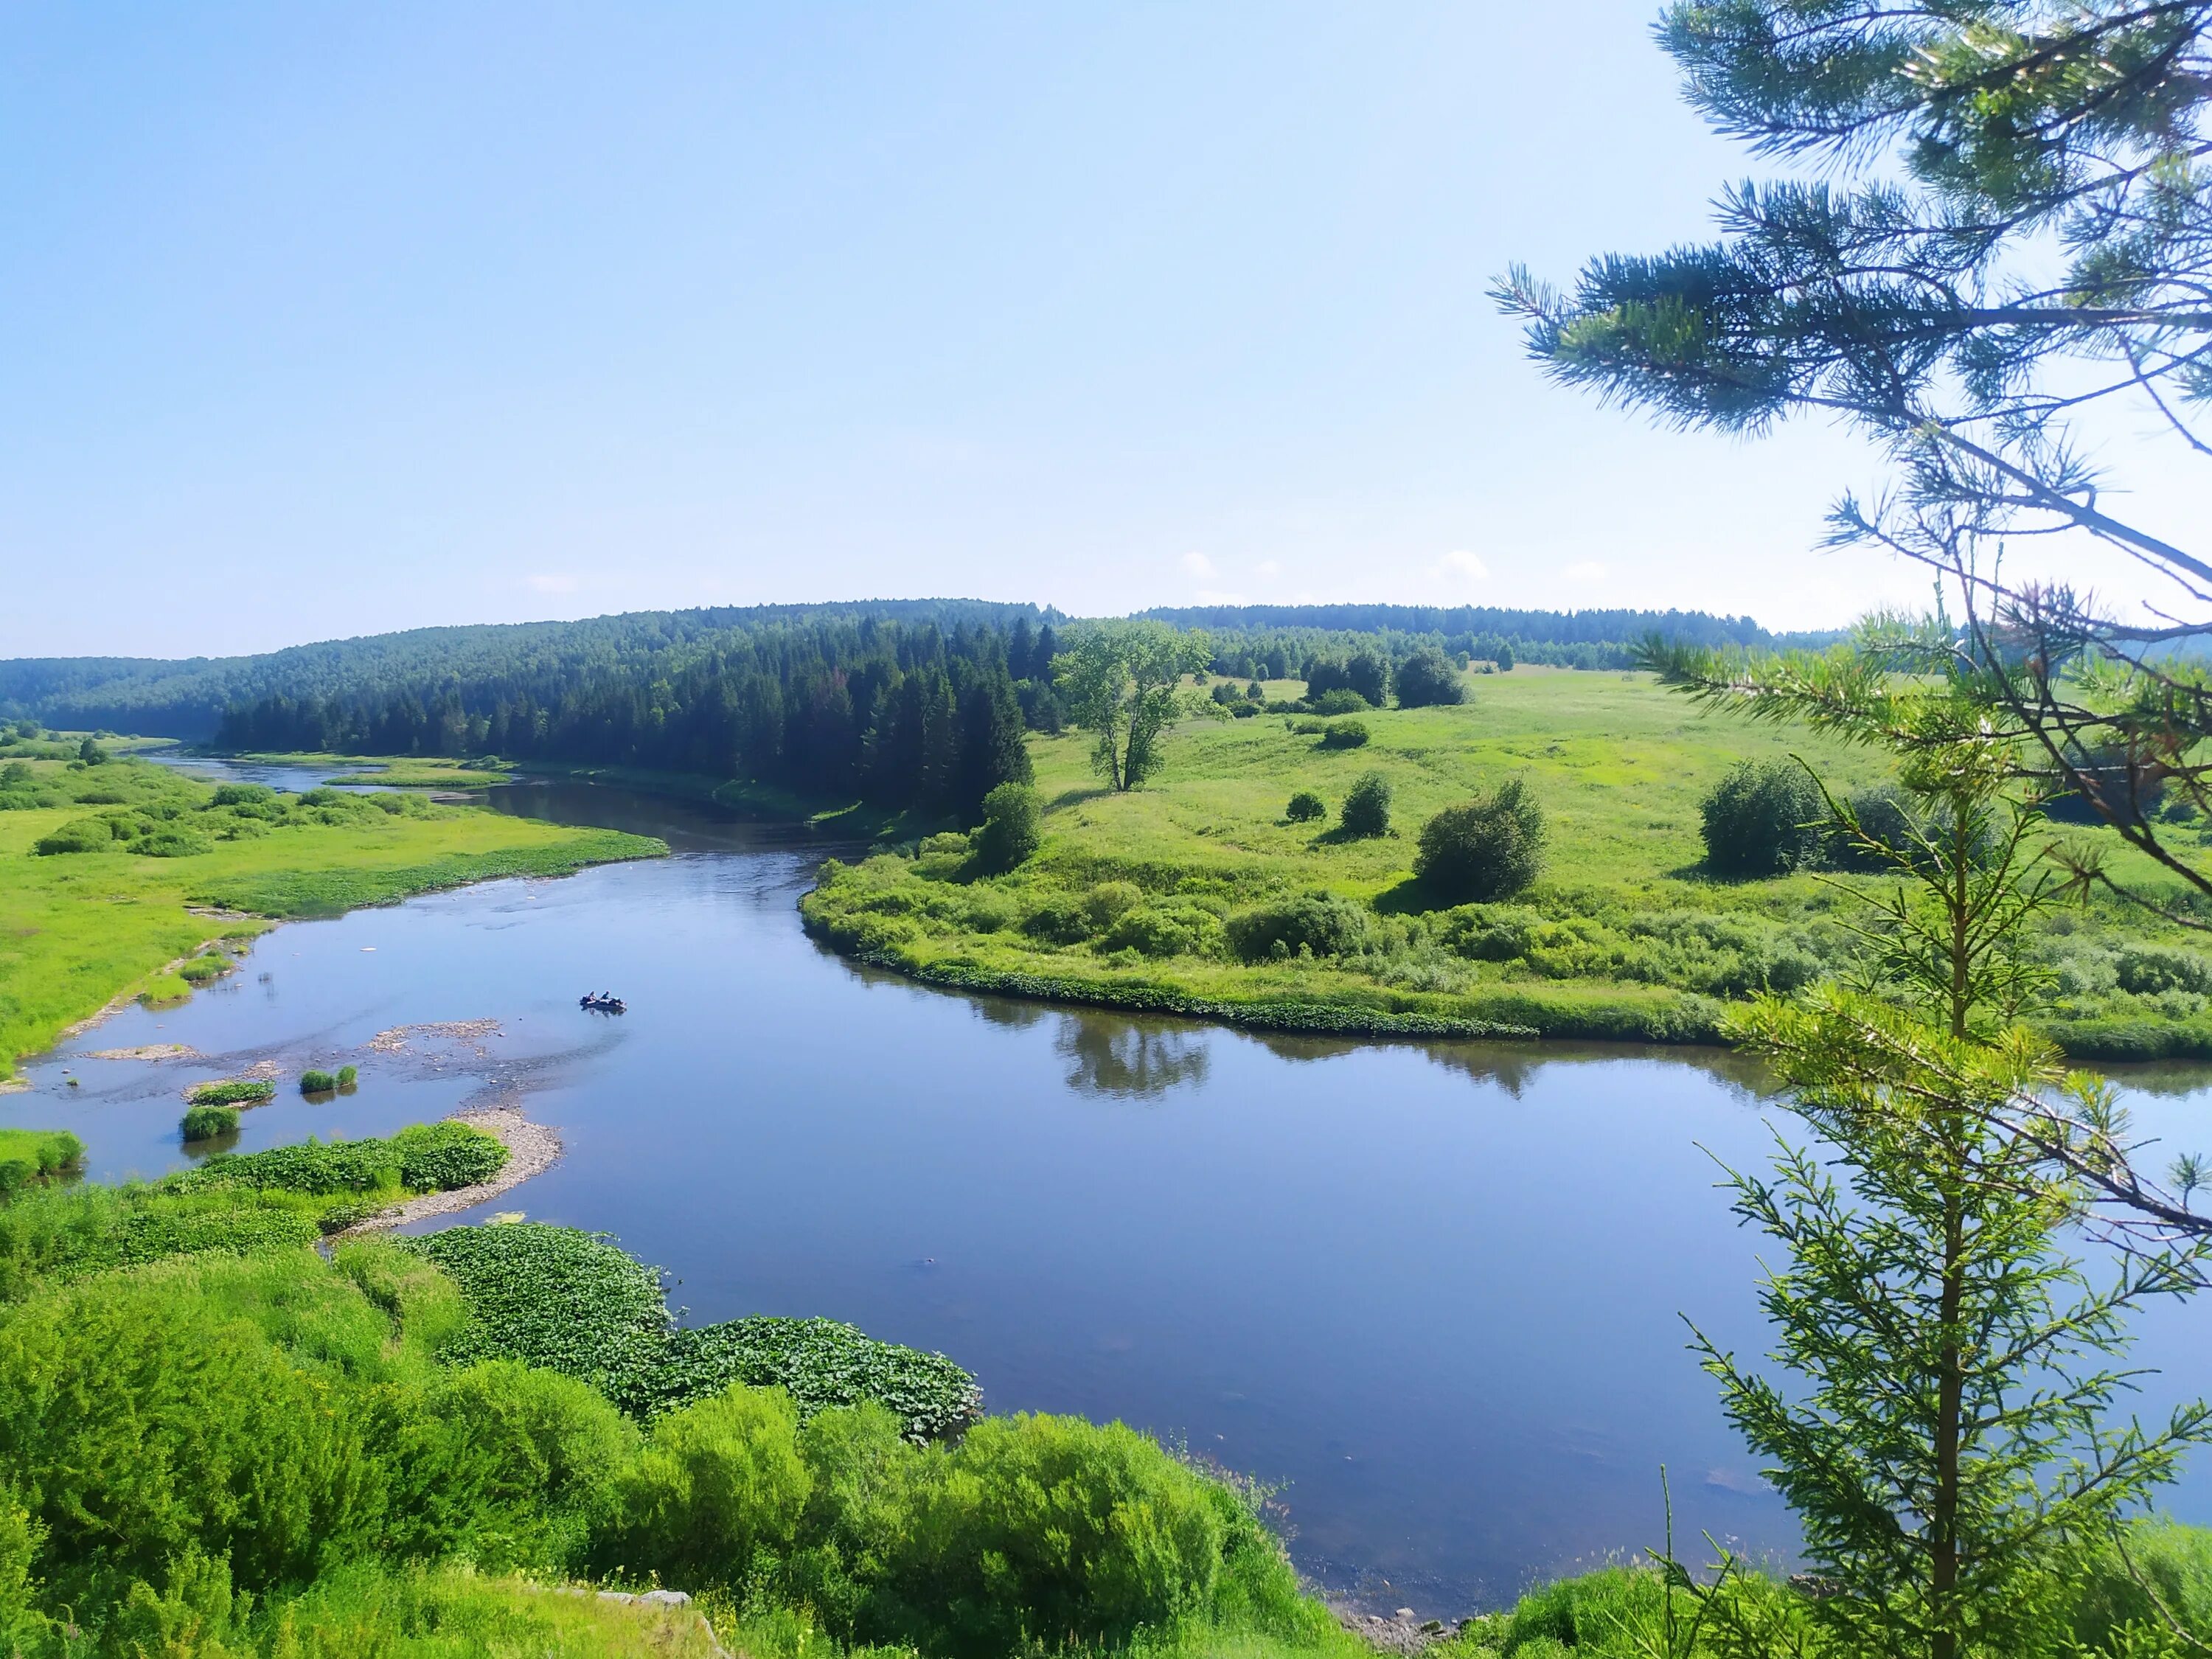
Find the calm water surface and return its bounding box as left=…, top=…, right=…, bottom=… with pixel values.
left=7, top=774, right=2211, bottom=1615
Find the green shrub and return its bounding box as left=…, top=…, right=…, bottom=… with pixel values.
left=1225, top=892, right=1374, bottom=961
left=1020, top=902, right=1093, bottom=945
left=210, top=783, right=276, bottom=807
left=1284, top=790, right=1326, bottom=823
left=0, top=1275, right=380, bottom=1604
left=972, top=783, right=1042, bottom=873
left=30, top=816, right=115, bottom=855
left=189, top=1079, right=276, bottom=1108
left=1318, top=718, right=1369, bottom=749
left=1829, top=784, right=1919, bottom=872
left=887, top=1412, right=1229, bottom=1658
left=134, top=829, right=212, bottom=858
left=300, top=1069, right=338, bottom=1095
left=1338, top=771, right=1392, bottom=838
left=178, top=953, right=229, bottom=983
left=1393, top=644, right=1466, bottom=708
left=597, top=1386, right=812, bottom=1587
left=1700, top=759, right=1828, bottom=877
left=1099, top=905, right=1224, bottom=959
left=1309, top=687, right=1369, bottom=715
left=425, top=1360, right=639, bottom=1570
left=2116, top=945, right=2212, bottom=996
left=1081, top=881, right=1144, bottom=931
left=181, top=1105, right=240, bottom=1143
left=2067, top=1520, right=2212, bottom=1655
left=337, top=1064, right=360, bottom=1089
left=1414, top=779, right=1546, bottom=902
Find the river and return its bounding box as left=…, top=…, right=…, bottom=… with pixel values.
left=7, top=772, right=2211, bottom=1617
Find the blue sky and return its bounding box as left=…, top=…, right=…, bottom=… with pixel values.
left=1, top=2, right=2198, bottom=657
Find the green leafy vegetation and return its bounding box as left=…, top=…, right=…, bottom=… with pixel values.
left=0, top=751, right=662, bottom=1079
left=299, top=1068, right=337, bottom=1094
left=803, top=671, right=2212, bottom=1052
left=187, top=1079, right=277, bottom=1107
left=1415, top=781, right=1545, bottom=903
left=179, top=1103, right=238, bottom=1142
left=0, top=1130, right=81, bottom=1198
left=403, top=1222, right=981, bottom=1440
left=1699, top=759, right=1826, bottom=878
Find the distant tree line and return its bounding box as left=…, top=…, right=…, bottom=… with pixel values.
left=1140, top=603, right=1842, bottom=679
left=217, top=610, right=1061, bottom=824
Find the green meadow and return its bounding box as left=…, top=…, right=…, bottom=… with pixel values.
left=0, top=751, right=661, bottom=1080
left=804, top=669, right=2212, bottom=1055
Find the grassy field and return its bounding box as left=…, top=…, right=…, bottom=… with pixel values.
left=804, top=668, right=2212, bottom=1054
left=0, top=751, right=662, bottom=1079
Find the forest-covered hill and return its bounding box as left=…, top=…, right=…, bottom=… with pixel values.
left=0, top=599, right=1834, bottom=821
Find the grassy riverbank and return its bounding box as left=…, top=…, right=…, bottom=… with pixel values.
left=0, top=750, right=662, bottom=1079
left=1, top=1123, right=2201, bottom=1659
left=804, top=670, right=2212, bottom=1055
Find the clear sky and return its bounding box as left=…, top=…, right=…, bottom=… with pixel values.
left=2, top=2, right=2201, bottom=658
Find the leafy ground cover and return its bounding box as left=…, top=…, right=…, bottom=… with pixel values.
left=804, top=669, right=2212, bottom=1054
left=0, top=751, right=664, bottom=1078
left=406, top=1221, right=981, bottom=1439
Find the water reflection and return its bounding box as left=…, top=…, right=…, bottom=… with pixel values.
left=1052, top=1013, right=1213, bottom=1099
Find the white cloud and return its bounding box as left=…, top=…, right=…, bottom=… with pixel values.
left=1181, top=551, right=1215, bottom=578
left=526, top=573, right=580, bottom=594
left=1430, top=549, right=1489, bottom=584
left=1255, top=559, right=1282, bottom=580
left=1565, top=560, right=1609, bottom=583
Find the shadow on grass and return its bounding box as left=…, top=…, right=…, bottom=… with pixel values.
left=1046, top=787, right=1116, bottom=813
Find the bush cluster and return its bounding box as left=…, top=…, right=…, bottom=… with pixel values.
left=179, top=1122, right=507, bottom=1200
left=179, top=1104, right=239, bottom=1143
left=17, top=757, right=437, bottom=855
left=1699, top=759, right=1828, bottom=877
left=1225, top=892, right=1375, bottom=961
left=1338, top=771, right=1392, bottom=838
left=1317, top=718, right=1369, bottom=749
left=1414, top=780, right=1546, bottom=902
left=188, top=1079, right=277, bottom=1108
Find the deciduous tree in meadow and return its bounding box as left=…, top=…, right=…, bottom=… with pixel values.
left=1054, top=623, right=1218, bottom=791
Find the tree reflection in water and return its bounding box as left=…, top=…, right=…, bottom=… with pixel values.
left=1052, top=1012, right=1211, bottom=1099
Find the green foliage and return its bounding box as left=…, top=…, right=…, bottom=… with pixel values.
left=178, top=951, right=229, bottom=983
left=599, top=1385, right=813, bottom=1587
left=1100, top=903, right=1225, bottom=959
left=0, top=1130, right=82, bottom=1199
left=336, top=1062, right=358, bottom=1088
left=972, top=782, right=1041, bottom=873
left=1284, top=790, right=1326, bottom=823
left=299, top=1068, right=337, bottom=1094
left=1699, top=759, right=1826, bottom=877
left=1226, top=893, right=1374, bottom=962
left=1308, top=687, right=1368, bottom=716
left=181, top=1122, right=507, bottom=1198
left=179, top=1104, right=239, bottom=1142
left=1414, top=780, right=1546, bottom=903
left=1338, top=771, right=1391, bottom=838
left=1317, top=718, right=1368, bottom=750
left=403, top=1223, right=981, bottom=1441
left=1392, top=645, right=1466, bottom=709
left=187, top=1079, right=277, bottom=1107
left=1055, top=622, right=1221, bottom=790
left=30, top=815, right=118, bottom=855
